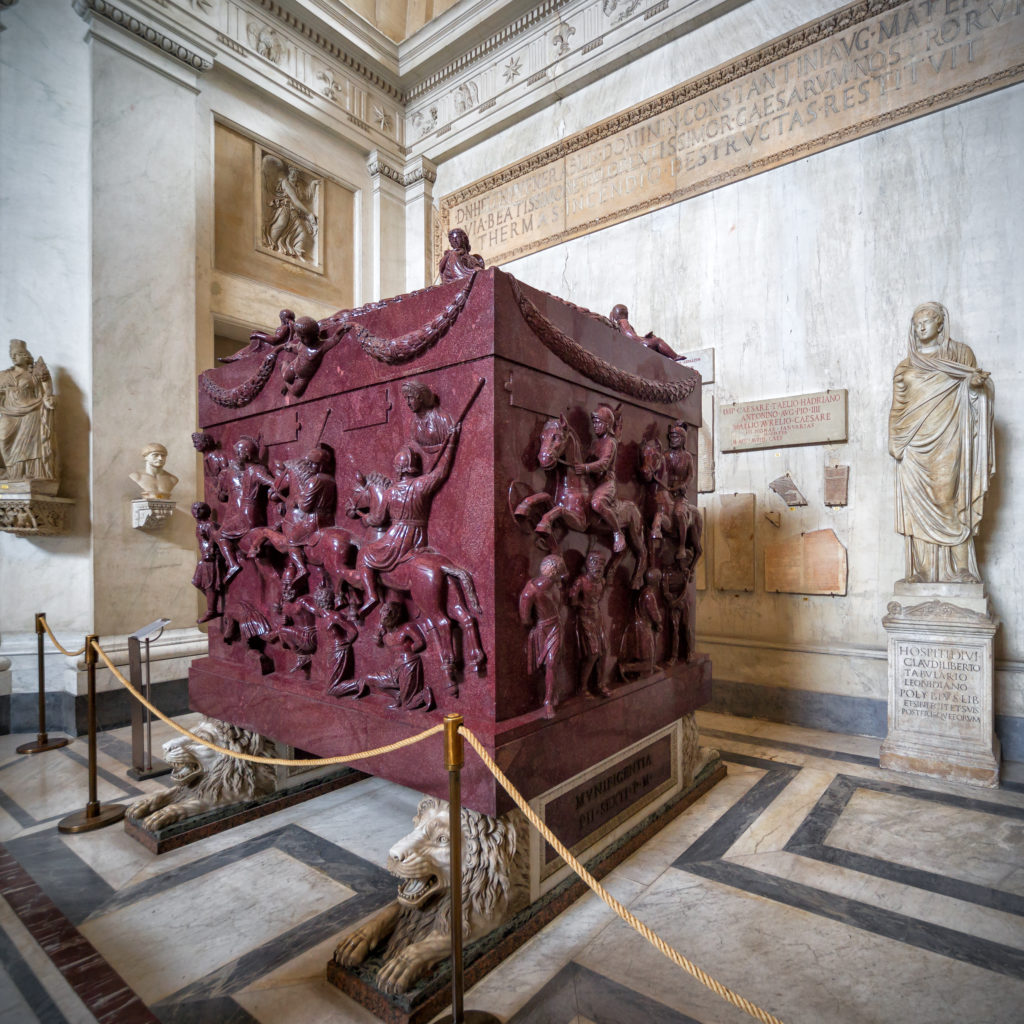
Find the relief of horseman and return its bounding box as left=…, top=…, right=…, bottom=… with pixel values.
left=343, top=378, right=488, bottom=681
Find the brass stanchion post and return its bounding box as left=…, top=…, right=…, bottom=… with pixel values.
left=443, top=713, right=499, bottom=1024
left=16, top=613, right=70, bottom=755
left=58, top=637, right=126, bottom=834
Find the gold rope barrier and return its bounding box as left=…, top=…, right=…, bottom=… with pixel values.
left=459, top=727, right=787, bottom=1024
left=91, top=640, right=443, bottom=767
left=90, top=634, right=779, bottom=1021
left=39, top=614, right=86, bottom=658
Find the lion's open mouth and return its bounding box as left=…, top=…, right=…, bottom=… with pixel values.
left=169, top=761, right=203, bottom=786
left=395, top=874, right=442, bottom=908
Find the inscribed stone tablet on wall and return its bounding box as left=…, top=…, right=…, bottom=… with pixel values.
left=679, top=348, right=715, bottom=384
left=714, top=493, right=755, bottom=592
left=764, top=528, right=848, bottom=595
left=825, top=464, right=850, bottom=506
left=439, top=0, right=1024, bottom=265
left=720, top=390, right=847, bottom=452
left=698, top=388, right=715, bottom=493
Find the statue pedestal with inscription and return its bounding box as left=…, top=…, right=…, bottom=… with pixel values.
left=880, top=584, right=1000, bottom=788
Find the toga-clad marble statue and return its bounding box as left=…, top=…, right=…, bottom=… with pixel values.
left=0, top=339, right=57, bottom=484
left=888, top=302, right=994, bottom=584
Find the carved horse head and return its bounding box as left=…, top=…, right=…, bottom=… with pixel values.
left=537, top=415, right=580, bottom=471
left=638, top=436, right=666, bottom=485
left=348, top=470, right=392, bottom=524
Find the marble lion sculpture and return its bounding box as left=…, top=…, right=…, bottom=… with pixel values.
left=333, top=795, right=528, bottom=994
left=126, top=718, right=276, bottom=831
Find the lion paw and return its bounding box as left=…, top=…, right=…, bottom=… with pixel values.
left=142, top=806, right=186, bottom=831
left=126, top=795, right=165, bottom=822
left=376, top=950, right=426, bottom=995
left=333, top=930, right=372, bottom=967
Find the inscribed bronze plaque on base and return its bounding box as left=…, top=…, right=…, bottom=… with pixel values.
left=540, top=732, right=675, bottom=873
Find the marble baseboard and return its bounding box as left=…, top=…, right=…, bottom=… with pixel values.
left=707, top=677, right=887, bottom=739
left=9, top=679, right=190, bottom=736
left=708, top=677, right=1024, bottom=764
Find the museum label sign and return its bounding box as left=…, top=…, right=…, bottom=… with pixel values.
left=438, top=0, right=1024, bottom=265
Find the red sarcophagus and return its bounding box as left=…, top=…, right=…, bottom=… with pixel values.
left=189, top=256, right=707, bottom=817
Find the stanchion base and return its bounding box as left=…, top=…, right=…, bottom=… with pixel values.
left=455, top=1012, right=502, bottom=1023
left=127, top=761, right=172, bottom=781
left=57, top=803, right=126, bottom=834
left=16, top=736, right=71, bottom=755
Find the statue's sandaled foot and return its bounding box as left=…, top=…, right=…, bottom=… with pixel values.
left=358, top=597, right=379, bottom=618
left=543, top=699, right=557, bottom=719
left=590, top=682, right=613, bottom=698
left=197, top=611, right=221, bottom=624
left=224, top=565, right=242, bottom=584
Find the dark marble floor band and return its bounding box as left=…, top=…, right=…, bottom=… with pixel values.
left=787, top=773, right=1024, bottom=916
left=0, top=844, right=158, bottom=1024
left=507, top=961, right=704, bottom=1023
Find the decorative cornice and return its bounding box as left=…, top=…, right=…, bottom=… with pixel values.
left=73, top=0, right=213, bottom=71
left=367, top=152, right=438, bottom=188
left=253, top=0, right=403, bottom=100
left=366, top=152, right=404, bottom=185
left=403, top=0, right=573, bottom=102
left=404, top=163, right=437, bottom=186
left=884, top=600, right=997, bottom=628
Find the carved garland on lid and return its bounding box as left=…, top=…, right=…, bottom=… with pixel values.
left=200, top=275, right=477, bottom=407
left=344, top=273, right=477, bottom=365
left=507, top=276, right=697, bottom=404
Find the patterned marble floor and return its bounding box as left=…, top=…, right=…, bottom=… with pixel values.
left=1, top=710, right=1022, bottom=1024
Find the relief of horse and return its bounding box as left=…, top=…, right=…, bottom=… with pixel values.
left=241, top=524, right=358, bottom=599
left=513, top=415, right=647, bottom=589
left=637, top=435, right=703, bottom=574
left=340, top=471, right=486, bottom=682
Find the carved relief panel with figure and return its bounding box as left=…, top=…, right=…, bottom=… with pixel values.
left=191, top=235, right=711, bottom=822
left=256, top=150, right=323, bottom=271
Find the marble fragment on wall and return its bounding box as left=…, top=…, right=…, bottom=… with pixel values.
left=713, top=494, right=754, bottom=592
left=764, top=528, right=847, bottom=596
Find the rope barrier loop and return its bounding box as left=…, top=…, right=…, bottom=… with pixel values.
left=90, top=639, right=443, bottom=768
left=458, top=726, right=787, bottom=1024
left=38, top=614, right=86, bottom=658
left=88, top=635, right=782, bottom=1023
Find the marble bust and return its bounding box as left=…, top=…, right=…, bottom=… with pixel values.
left=0, top=338, right=57, bottom=485
left=130, top=443, right=179, bottom=500
left=888, top=302, right=994, bottom=584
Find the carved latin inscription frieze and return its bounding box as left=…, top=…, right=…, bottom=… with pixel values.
left=439, top=0, right=1024, bottom=265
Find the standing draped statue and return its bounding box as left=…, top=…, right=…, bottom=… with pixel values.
left=888, top=302, right=994, bottom=584
left=0, top=339, right=57, bottom=485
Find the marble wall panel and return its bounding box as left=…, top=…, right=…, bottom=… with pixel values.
left=430, top=0, right=1024, bottom=728
left=0, top=0, right=94, bottom=643
left=213, top=123, right=355, bottom=309
left=89, top=35, right=201, bottom=637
